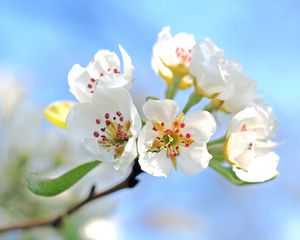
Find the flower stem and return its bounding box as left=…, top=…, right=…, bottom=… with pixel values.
left=182, top=91, right=203, bottom=114
left=203, top=103, right=216, bottom=113
left=207, top=135, right=226, bottom=147
left=0, top=160, right=143, bottom=233
left=165, top=75, right=181, bottom=99
left=209, top=158, right=246, bottom=185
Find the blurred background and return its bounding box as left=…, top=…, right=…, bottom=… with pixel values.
left=0, top=0, right=299, bottom=239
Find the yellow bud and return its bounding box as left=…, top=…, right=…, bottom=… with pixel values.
left=44, top=101, right=75, bottom=129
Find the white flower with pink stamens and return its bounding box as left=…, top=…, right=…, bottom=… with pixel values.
left=68, top=45, right=134, bottom=102
left=151, top=26, right=196, bottom=88
left=66, top=88, right=141, bottom=171
left=224, top=104, right=279, bottom=182
left=138, top=99, right=216, bottom=177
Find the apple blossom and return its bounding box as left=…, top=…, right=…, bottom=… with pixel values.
left=138, top=99, right=216, bottom=177
left=190, top=39, right=258, bottom=113
left=210, top=61, right=259, bottom=113
left=68, top=45, right=134, bottom=102
left=189, top=38, right=228, bottom=97
left=152, top=26, right=196, bottom=89
left=224, top=104, right=279, bottom=182
left=67, top=88, right=141, bottom=172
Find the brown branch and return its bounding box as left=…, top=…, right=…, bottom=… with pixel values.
left=0, top=160, right=143, bottom=234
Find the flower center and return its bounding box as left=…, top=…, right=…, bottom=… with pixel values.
left=86, top=67, right=120, bottom=94
left=92, top=110, right=132, bottom=159
left=175, top=47, right=192, bottom=64
left=149, top=113, right=194, bottom=168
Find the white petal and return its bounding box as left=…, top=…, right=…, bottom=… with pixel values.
left=151, top=53, right=173, bottom=78
left=113, top=137, right=137, bottom=172
left=66, top=102, right=100, bottom=140
left=138, top=122, right=172, bottom=177
left=218, top=61, right=257, bottom=113
left=142, top=99, right=178, bottom=126
left=137, top=121, right=158, bottom=150
left=90, top=50, right=120, bottom=73
left=67, top=64, right=93, bottom=102
left=189, top=38, right=228, bottom=95
left=158, top=26, right=172, bottom=41
left=177, top=143, right=212, bottom=175
left=139, top=150, right=172, bottom=177
left=233, top=152, right=279, bottom=182
left=82, top=138, right=114, bottom=161
left=225, top=131, right=257, bottom=167
left=119, top=44, right=134, bottom=80
left=227, top=104, right=276, bottom=139
left=227, top=105, right=258, bottom=134
left=184, top=110, right=216, bottom=142
left=96, top=74, right=131, bottom=89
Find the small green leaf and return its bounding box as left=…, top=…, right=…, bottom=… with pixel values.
left=27, top=160, right=101, bottom=197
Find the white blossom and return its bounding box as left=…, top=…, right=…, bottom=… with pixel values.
left=67, top=88, right=141, bottom=172
left=68, top=45, right=134, bottom=102
left=224, top=104, right=279, bottom=182
left=152, top=26, right=196, bottom=88
left=138, top=99, right=216, bottom=177
left=190, top=39, right=258, bottom=113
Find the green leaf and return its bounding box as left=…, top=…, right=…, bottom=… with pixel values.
left=27, top=160, right=101, bottom=197
left=209, top=158, right=275, bottom=185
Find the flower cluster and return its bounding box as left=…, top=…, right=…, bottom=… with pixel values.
left=46, top=26, right=279, bottom=184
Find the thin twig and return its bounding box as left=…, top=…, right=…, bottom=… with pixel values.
left=0, top=160, right=143, bottom=234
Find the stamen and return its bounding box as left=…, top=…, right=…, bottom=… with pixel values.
left=169, top=151, right=176, bottom=157
left=93, top=131, right=100, bottom=138
left=241, top=123, right=247, bottom=132
left=149, top=115, right=194, bottom=168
